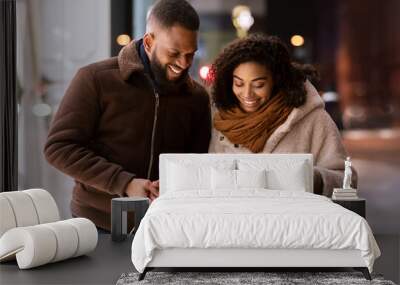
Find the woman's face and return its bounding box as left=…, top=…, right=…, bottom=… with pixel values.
left=232, top=62, right=273, bottom=113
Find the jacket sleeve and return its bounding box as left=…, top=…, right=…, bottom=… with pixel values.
left=208, top=127, right=220, bottom=153
left=189, top=89, right=211, bottom=153
left=208, top=107, right=222, bottom=153
left=311, top=111, right=358, bottom=196
left=43, top=67, right=135, bottom=196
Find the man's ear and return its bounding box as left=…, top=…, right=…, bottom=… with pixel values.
left=143, top=33, right=154, bottom=53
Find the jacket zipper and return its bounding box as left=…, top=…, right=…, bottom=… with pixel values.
left=146, top=91, right=159, bottom=179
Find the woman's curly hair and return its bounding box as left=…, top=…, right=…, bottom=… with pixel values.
left=210, top=34, right=319, bottom=110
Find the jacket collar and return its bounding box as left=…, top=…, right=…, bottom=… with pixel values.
left=138, top=39, right=154, bottom=78
left=117, top=39, right=194, bottom=92
left=117, top=40, right=144, bottom=81
left=263, top=80, right=325, bottom=152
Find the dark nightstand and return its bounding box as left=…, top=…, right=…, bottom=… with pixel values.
left=332, top=198, right=366, bottom=218
left=111, top=197, right=149, bottom=242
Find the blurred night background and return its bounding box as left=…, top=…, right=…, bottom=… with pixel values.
left=13, top=0, right=399, bottom=281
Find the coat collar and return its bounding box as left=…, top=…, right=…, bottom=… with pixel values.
left=263, top=80, right=325, bottom=152
left=117, top=40, right=144, bottom=81
left=117, top=39, right=195, bottom=91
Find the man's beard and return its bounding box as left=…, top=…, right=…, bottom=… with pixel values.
left=150, top=52, right=189, bottom=94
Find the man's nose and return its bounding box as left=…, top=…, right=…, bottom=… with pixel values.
left=176, top=55, right=192, bottom=70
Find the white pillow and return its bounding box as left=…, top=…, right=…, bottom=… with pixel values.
left=238, top=159, right=309, bottom=191
left=211, top=168, right=267, bottom=190
left=267, top=164, right=307, bottom=191
left=167, top=162, right=210, bottom=191
left=237, top=169, right=267, bottom=188
left=211, top=168, right=236, bottom=190
left=166, top=160, right=235, bottom=192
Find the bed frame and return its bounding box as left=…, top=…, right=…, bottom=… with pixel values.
left=139, top=248, right=371, bottom=280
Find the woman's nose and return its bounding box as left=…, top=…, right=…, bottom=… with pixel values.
left=244, top=86, right=255, bottom=99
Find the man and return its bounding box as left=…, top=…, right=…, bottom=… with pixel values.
left=44, top=0, right=211, bottom=231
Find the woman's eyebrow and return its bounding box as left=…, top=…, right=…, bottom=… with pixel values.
left=252, top=76, right=267, bottom=82
left=233, top=75, right=267, bottom=81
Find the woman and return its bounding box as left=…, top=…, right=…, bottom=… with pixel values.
left=208, top=34, right=356, bottom=196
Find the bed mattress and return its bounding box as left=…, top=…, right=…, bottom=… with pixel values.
left=131, top=190, right=380, bottom=273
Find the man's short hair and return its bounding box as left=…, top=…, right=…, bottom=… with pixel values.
left=149, top=0, right=200, bottom=31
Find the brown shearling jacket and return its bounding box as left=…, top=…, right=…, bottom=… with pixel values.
left=44, top=40, right=211, bottom=230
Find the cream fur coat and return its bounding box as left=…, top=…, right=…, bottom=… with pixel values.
left=209, top=81, right=357, bottom=196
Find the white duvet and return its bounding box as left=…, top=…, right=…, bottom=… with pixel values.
left=131, top=190, right=380, bottom=273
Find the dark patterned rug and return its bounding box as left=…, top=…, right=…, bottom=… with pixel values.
left=116, top=271, right=396, bottom=285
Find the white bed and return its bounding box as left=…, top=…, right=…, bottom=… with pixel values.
left=131, top=154, right=380, bottom=280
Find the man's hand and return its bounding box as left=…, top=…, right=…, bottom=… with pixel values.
left=149, top=180, right=159, bottom=201
left=125, top=178, right=159, bottom=201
